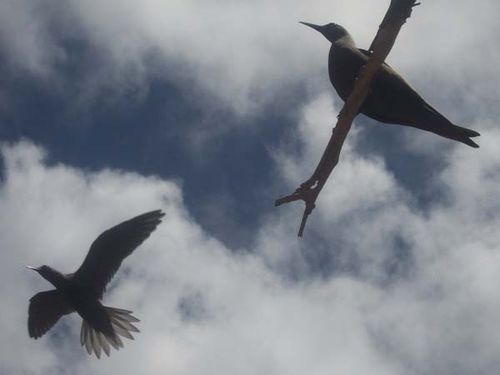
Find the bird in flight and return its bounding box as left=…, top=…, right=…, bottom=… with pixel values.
left=300, top=22, right=480, bottom=148
left=26, top=209, right=165, bottom=358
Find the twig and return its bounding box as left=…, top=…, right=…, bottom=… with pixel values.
left=275, top=0, right=420, bottom=237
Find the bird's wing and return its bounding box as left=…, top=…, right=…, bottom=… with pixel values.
left=72, top=210, right=165, bottom=297
left=359, top=48, right=393, bottom=70
left=358, top=48, right=429, bottom=124
left=28, top=290, right=74, bottom=339
left=359, top=48, right=414, bottom=90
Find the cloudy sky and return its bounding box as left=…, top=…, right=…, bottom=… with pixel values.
left=1, top=0, right=500, bottom=374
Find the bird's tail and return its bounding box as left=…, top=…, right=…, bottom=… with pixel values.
left=420, top=105, right=480, bottom=148
left=80, top=307, right=140, bottom=359
left=445, top=124, right=480, bottom=148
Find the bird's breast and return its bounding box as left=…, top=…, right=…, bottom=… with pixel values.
left=328, top=45, right=367, bottom=101
left=59, top=282, right=96, bottom=310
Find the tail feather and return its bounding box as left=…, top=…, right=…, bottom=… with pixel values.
left=425, top=120, right=480, bottom=148
left=111, top=314, right=140, bottom=333
left=419, top=105, right=480, bottom=148
left=80, top=307, right=140, bottom=358
left=110, top=319, right=135, bottom=340
left=99, top=332, right=111, bottom=357
left=459, top=136, right=479, bottom=148
left=107, top=306, right=140, bottom=323
left=106, top=306, right=134, bottom=315
left=463, top=128, right=480, bottom=138
left=90, top=329, right=101, bottom=358
left=451, top=124, right=480, bottom=148
left=81, top=320, right=91, bottom=355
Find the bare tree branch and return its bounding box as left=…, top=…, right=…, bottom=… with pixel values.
left=275, top=0, right=420, bottom=237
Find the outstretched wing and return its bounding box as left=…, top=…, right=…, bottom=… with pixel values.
left=28, top=290, right=74, bottom=339
left=72, top=210, right=165, bottom=298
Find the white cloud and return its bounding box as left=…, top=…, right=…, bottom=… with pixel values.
left=258, top=93, right=500, bottom=374
left=0, top=0, right=63, bottom=77
left=3, top=0, right=498, bottom=116
left=2, top=114, right=500, bottom=375
left=1, top=1, right=500, bottom=373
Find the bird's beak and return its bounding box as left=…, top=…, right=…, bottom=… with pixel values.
left=25, top=265, right=39, bottom=272
left=299, top=21, right=324, bottom=34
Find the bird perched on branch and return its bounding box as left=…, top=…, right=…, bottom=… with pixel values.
left=26, top=209, right=165, bottom=358
left=300, top=22, right=480, bottom=148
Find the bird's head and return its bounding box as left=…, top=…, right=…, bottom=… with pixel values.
left=300, top=22, right=349, bottom=44
left=26, top=265, right=61, bottom=284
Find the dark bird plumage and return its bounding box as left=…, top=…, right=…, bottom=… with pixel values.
left=27, top=210, right=165, bottom=358
left=300, top=22, right=480, bottom=148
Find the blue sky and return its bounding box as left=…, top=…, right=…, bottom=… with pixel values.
left=1, top=1, right=500, bottom=374
left=1, top=66, right=293, bottom=247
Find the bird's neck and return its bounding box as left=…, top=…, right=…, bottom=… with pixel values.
left=332, top=34, right=356, bottom=49
left=42, top=269, right=69, bottom=290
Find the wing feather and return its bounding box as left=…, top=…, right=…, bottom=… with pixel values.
left=72, top=210, right=164, bottom=298
left=28, top=290, right=73, bottom=339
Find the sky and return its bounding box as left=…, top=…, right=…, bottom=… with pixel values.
left=1, top=0, right=500, bottom=374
